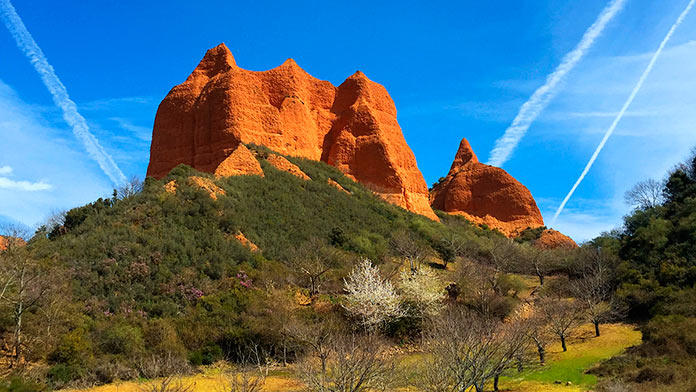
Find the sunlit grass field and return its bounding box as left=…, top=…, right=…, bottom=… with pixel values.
left=64, top=323, right=639, bottom=392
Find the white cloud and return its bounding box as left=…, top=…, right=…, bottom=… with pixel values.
left=0, top=166, right=12, bottom=175
left=0, top=176, right=52, bottom=191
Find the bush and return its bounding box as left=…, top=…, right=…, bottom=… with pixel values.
left=98, top=322, right=145, bottom=356
left=0, top=377, right=46, bottom=392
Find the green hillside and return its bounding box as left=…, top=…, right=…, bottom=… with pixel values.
left=4, top=145, right=502, bottom=388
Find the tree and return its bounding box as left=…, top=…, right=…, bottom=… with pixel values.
left=218, top=342, right=269, bottom=392
left=434, top=234, right=468, bottom=269
left=524, top=304, right=553, bottom=365
left=537, top=296, right=584, bottom=352
left=299, top=333, right=395, bottom=392
left=485, top=237, right=521, bottom=284
left=343, top=259, right=404, bottom=330
left=624, top=179, right=664, bottom=210
left=289, top=237, right=338, bottom=295
left=0, top=227, right=59, bottom=367
left=522, top=244, right=554, bottom=286
left=115, top=176, right=144, bottom=200
left=389, top=230, right=429, bottom=272
left=285, top=317, right=344, bottom=390
left=397, top=267, right=445, bottom=320
left=571, top=248, right=619, bottom=337
left=420, top=305, right=532, bottom=392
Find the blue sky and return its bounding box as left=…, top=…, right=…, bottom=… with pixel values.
left=1, top=0, right=695, bottom=241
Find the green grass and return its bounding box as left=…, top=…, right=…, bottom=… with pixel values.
left=502, top=323, right=641, bottom=390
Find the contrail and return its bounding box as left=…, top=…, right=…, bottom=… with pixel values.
left=0, top=0, right=127, bottom=186
left=552, top=0, right=695, bottom=224
left=487, top=0, right=626, bottom=167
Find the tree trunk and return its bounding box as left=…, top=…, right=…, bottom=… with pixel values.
left=13, top=303, right=22, bottom=367
left=561, top=335, right=567, bottom=352
left=494, top=375, right=500, bottom=391
left=594, top=321, right=601, bottom=337
left=538, top=344, right=546, bottom=365
left=538, top=273, right=544, bottom=286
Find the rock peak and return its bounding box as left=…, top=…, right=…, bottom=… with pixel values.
left=431, top=138, right=544, bottom=236
left=191, top=42, right=237, bottom=79
left=348, top=70, right=369, bottom=81
left=449, top=138, right=478, bottom=174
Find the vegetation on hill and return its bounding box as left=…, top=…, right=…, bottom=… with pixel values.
left=2, top=144, right=682, bottom=391
left=0, top=147, right=509, bottom=389
left=587, top=149, right=696, bottom=391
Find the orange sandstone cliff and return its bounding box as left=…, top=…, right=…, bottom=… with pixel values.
left=535, top=229, right=578, bottom=249
left=430, top=138, right=544, bottom=236
left=147, top=43, right=437, bottom=220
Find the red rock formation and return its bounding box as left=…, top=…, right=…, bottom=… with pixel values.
left=327, top=178, right=350, bottom=194
left=214, top=144, right=264, bottom=178
left=265, top=154, right=310, bottom=180
left=234, top=232, right=259, bottom=252
left=535, top=229, right=578, bottom=250
left=430, top=138, right=544, bottom=236
left=0, top=236, right=7, bottom=251
left=147, top=43, right=437, bottom=221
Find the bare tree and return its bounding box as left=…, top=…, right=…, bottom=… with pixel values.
left=523, top=304, right=553, bottom=366
left=289, top=237, right=338, bottom=295
left=0, top=227, right=57, bottom=368
left=537, top=296, right=584, bottom=352
left=299, top=333, right=395, bottom=392
left=343, top=259, right=404, bottom=330
left=522, top=244, right=554, bottom=286
left=390, top=230, right=429, bottom=272
left=571, top=248, right=619, bottom=337
left=115, top=176, right=144, bottom=200
left=285, top=317, right=343, bottom=390
left=218, top=343, right=269, bottom=392
left=436, top=233, right=471, bottom=269
left=420, top=305, right=532, bottom=392
left=485, top=237, right=521, bottom=288
left=624, top=178, right=664, bottom=209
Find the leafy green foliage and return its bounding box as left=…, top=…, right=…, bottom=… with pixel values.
left=16, top=146, right=500, bottom=387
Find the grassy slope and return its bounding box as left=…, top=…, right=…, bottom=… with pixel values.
left=66, top=323, right=640, bottom=392
left=503, top=323, right=641, bottom=392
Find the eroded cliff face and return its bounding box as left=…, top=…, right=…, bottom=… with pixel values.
left=535, top=229, right=578, bottom=249
left=147, top=43, right=437, bottom=220
left=430, top=138, right=545, bottom=236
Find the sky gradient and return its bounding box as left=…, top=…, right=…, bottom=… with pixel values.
left=1, top=0, right=695, bottom=241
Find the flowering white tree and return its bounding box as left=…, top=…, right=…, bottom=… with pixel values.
left=343, top=258, right=404, bottom=330
left=398, top=268, right=445, bottom=319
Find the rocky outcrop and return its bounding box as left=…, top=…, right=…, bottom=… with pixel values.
left=234, top=232, right=259, bottom=252
left=535, top=229, right=578, bottom=250
left=430, top=138, right=544, bottom=236
left=327, top=178, right=350, bottom=194
left=187, top=176, right=225, bottom=200
left=265, top=154, right=310, bottom=180
left=0, top=236, right=7, bottom=251
left=147, top=43, right=437, bottom=220
left=214, top=144, right=264, bottom=178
